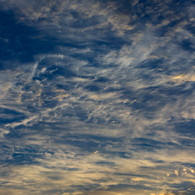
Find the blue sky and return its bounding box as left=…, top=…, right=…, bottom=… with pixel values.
left=0, top=0, right=195, bottom=195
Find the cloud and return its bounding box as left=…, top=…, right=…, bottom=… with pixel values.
left=0, top=0, right=195, bottom=195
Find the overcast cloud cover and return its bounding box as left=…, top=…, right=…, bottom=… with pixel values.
left=0, top=0, right=195, bottom=194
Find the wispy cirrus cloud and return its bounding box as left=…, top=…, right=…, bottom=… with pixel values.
left=0, top=0, right=195, bottom=195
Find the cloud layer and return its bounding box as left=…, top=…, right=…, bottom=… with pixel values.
left=0, top=0, right=195, bottom=194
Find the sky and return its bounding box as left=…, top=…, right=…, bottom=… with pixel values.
left=0, top=0, right=195, bottom=194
